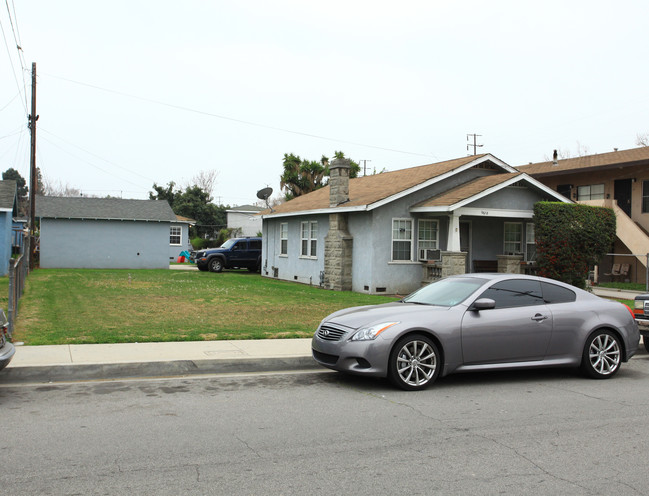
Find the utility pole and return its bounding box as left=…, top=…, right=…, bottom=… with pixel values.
left=359, top=159, right=372, bottom=176
left=466, top=134, right=483, bottom=155
left=28, top=62, right=38, bottom=271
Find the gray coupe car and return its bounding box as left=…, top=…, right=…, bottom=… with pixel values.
left=312, top=274, right=640, bottom=390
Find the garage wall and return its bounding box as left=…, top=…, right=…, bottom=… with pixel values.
left=40, top=219, right=171, bottom=269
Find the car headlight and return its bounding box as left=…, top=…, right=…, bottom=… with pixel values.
left=350, top=322, right=399, bottom=341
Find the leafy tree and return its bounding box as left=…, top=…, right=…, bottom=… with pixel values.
left=534, top=202, right=616, bottom=289
left=149, top=181, right=227, bottom=239
left=2, top=168, right=28, bottom=215
left=279, top=151, right=360, bottom=200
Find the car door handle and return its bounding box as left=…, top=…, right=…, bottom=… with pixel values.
left=531, top=314, right=549, bottom=322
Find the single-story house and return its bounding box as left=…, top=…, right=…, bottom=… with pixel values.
left=227, top=205, right=263, bottom=237
left=517, top=146, right=649, bottom=284
left=36, top=196, right=177, bottom=269
left=169, top=215, right=195, bottom=261
left=0, top=180, right=18, bottom=276
left=261, top=154, right=569, bottom=295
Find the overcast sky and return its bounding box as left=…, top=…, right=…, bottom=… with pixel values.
left=2, top=1, right=648, bottom=205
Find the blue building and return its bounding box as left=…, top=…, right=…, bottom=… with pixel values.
left=36, top=196, right=177, bottom=269
left=0, top=180, right=18, bottom=276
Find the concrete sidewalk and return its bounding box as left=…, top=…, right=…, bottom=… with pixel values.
left=1, top=339, right=317, bottom=384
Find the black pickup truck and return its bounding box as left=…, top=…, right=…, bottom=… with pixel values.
left=634, top=294, right=649, bottom=352
left=191, top=237, right=262, bottom=273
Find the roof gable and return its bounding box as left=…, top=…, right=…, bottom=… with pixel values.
left=36, top=196, right=177, bottom=222
left=266, top=154, right=515, bottom=217
left=410, top=172, right=570, bottom=212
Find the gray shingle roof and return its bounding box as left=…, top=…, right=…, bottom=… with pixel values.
left=0, top=180, right=17, bottom=211
left=36, top=196, right=176, bottom=222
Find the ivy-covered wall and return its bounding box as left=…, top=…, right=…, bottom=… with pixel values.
left=534, top=202, right=616, bottom=288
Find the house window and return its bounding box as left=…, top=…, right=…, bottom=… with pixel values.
left=280, top=223, right=288, bottom=255
left=392, top=218, right=413, bottom=261
left=170, top=226, right=181, bottom=245
left=577, top=184, right=605, bottom=201
left=643, top=180, right=649, bottom=213
left=301, top=221, right=317, bottom=258
left=525, top=222, right=536, bottom=261
left=417, top=219, right=439, bottom=259
left=503, top=222, right=522, bottom=254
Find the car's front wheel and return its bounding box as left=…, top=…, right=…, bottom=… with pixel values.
left=208, top=258, right=224, bottom=273
left=388, top=334, right=440, bottom=391
left=581, top=330, right=622, bottom=379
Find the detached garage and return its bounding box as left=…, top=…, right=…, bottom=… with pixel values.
left=36, top=196, right=177, bottom=269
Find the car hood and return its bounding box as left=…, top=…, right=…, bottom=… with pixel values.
left=325, top=301, right=452, bottom=330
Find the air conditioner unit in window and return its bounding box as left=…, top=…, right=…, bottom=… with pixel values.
left=419, top=249, right=441, bottom=261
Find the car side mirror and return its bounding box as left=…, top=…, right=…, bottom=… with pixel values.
left=472, top=298, right=496, bottom=311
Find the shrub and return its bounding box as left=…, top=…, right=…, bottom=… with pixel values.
left=534, top=202, right=616, bottom=289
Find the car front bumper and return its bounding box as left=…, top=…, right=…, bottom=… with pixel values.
left=311, top=333, right=392, bottom=378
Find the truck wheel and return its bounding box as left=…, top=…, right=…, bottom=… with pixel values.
left=644, top=338, right=649, bottom=353
left=208, top=258, right=224, bottom=273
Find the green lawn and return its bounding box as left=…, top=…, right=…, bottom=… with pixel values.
left=12, top=269, right=398, bottom=345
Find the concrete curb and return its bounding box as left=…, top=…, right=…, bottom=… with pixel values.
left=0, top=356, right=320, bottom=384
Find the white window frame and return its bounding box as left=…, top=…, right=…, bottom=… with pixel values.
left=300, top=221, right=318, bottom=258
left=503, top=222, right=523, bottom=254
left=170, top=226, right=182, bottom=246
left=279, top=223, right=288, bottom=256
left=392, top=218, right=413, bottom=261
left=577, top=183, right=605, bottom=201
left=525, top=222, right=536, bottom=261
left=417, top=219, right=439, bottom=260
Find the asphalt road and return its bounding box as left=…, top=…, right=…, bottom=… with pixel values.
left=2, top=351, right=649, bottom=496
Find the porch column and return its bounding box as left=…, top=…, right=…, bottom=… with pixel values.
left=447, top=213, right=461, bottom=252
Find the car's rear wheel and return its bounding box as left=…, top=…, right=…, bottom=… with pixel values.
left=581, top=330, right=621, bottom=379
left=208, top=258, right=224, bottom=273
left=388, top=334, right=440, bottom=391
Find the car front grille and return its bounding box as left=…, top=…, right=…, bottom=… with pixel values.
left=312, top=349, right=339, bottom=365
left=316, top=324, right=348, bottom=341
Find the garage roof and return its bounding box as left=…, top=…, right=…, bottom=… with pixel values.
left=36, top=196, right=177, bottom=222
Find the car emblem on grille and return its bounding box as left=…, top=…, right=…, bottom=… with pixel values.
left=322, top=329, right=330, bottom=337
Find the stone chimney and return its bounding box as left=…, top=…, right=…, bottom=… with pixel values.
left=324, top=157, right=353, bottom=291
left=329, top=157, right=350, bottom=207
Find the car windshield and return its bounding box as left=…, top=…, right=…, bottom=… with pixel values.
left=220, top=239, right=237, bottom=249
left=403, top=277, right=487, bottom=307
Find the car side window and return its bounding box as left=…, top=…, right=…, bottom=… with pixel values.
left=541, top=282, right=576, bottom=303
left=249, top=240, right=262, bottom=250
left=478, top=279, right=544, bottom=309
left=232, top=241, right=243, bottom=251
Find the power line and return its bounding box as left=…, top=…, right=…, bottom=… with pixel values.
left=43, top=73, right=435, bottom=159
left=0, top=16, right=27, bottom=114
left=2, top=0, right=28, bottom=111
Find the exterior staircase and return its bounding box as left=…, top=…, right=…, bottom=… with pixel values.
left=580, top=199, right=649, bottom=268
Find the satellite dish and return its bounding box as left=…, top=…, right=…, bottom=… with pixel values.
left=256, top=187, right=274, bottom=212
left=256, top=187, right=273, bottom=200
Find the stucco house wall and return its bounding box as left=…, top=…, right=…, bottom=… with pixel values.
left=227, top=206, right=263, bottom=237
left=41, top=218, right=171, bottom=269
left=168, top=220, right=193, bottom=261
left=37, top=196, right=177, bottom=269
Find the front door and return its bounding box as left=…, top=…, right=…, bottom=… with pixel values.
left=614, top=179, right=632, bottom=217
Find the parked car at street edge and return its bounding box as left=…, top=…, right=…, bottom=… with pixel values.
left=0, top=309, right=15, bottom=372
left=633, top=294, right=649, bottom=352
left=312, top=273, right=640, bottom=391
left=191, top=237, right=262, bottom=273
